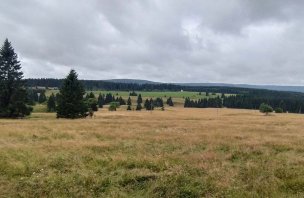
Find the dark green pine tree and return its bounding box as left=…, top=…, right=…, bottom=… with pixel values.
left=86, top=98, right=98, bottom=111
left=47, top=93, right=56, bottom=112
left=98, top=93, right=104, bottom=108
left=38, top=92, right=47, bottom=103
left=144, top=99, right=149, bottom=109
left=137, top=94, right=142, bottom=104
left=136, top=103, right=142, bottom=111
left=127, top=97, right=132, bottom=106
left=166, top=97, right=174, bottom=106
left=88, top=92, right=95, bottom=98
left=56, top=70, right=88, bottom=118
left=127, top=105, right=132, bottom=111
left=0, top=39, right=32, bottom=117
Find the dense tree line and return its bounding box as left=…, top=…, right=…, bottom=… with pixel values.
left=25, top=78, right=275, bottom=94
left=97, top=93, right=126, bottom=107
left=184, top=97, right=223, bottom=108
left=184, top=93, right=304, bottom=114
left=223, top=94, right=304, bottom=113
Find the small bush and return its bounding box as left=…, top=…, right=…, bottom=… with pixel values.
left=274, top=107, right=283, bottom=113
left=109, top=102, right=119, bottom=111
left=259, top=103, right=273, bottom=115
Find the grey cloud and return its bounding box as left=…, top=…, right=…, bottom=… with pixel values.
left=0, top=0, right=304, bottom=85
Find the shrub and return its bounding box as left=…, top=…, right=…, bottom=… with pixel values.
left=259, top=103, right=273, bottom=115
left=274, top=107, right=283, bottom=113
left=129, top=91, right=137, bottom=96
left=108, top=102, right=119, bottom=111
left=86, top=98, right=98, bottom=111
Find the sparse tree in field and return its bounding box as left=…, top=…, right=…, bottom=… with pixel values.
left=144, top=99, right=149, bottom=110
left=274, top=107, right=283, bottom=113
left=108, top=102, right=118, bottom=111
left=137, top=94, right=142, bottom=104
left=259, top=103, right=273, bottom=115
left=150, top=98, right=154, bottom=110
left=105, top=93, right=114, bottom=104
left=127, top=97, right=132, bottom=106
left=38, top=92, right=47, bottom=103
left=144, top=98, right=154, bottom=110
left=47, top=93, right=56, bottom=112
left=86, top=98, right=98, bottom=111
left=56, top=70, right=88, bottom=118
left=87, top=92, right=95, bottom=99
left=166, top=97, right=174, bottom=106
left=129, top=91, right=137, bottom=96
left=154, top=97, right=163, bottom=107
left=0, top=39, right=32, bottom=117
left=136, top=103, right=142, bottom=111
left=98, top=93, right=104, bottom=108
left=118, top=96, right=126, bottom=105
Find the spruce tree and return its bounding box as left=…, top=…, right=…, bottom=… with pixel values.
left=144, top=99, right=149, bottom=109
left=166, top=97, right=174, bottom=106
left=0, top=39, right=32, bottom=117
left=137, top=94, right=142, bottom=104
left=88, top=92, right=95, bottom=98
left=127, top=105, right=132, bottom=111
left=127, top=97, right=132, bottom=106
left=47, top=93, right=56, bottom=112
left=98, top=93, right=104, bottom=108
left=136, top=103, right=142, bottom=111
left=38, top=92, right=47, bottom=103
left=56, top=70, right=88, bottom=118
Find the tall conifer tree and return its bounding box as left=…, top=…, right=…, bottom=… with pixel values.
left=47, top=93, right=56, bottom=112
left=56, top=70, right=88, bottom=118
left=0, top=39, right=32, bottom=117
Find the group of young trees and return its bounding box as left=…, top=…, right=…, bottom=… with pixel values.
left=97, top=93, right=126, bottom=108
left=184, top=97, right=223, bottom=108
left=143, top=97, right=165, bottom=110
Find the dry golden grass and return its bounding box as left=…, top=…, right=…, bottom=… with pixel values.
left=0, top=107, right=304, bottom=197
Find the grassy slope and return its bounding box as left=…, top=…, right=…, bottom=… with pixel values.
left=0, top=108, right=304, bottom=197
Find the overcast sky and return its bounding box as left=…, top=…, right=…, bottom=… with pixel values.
left=1, top=0, right=304, bottom=85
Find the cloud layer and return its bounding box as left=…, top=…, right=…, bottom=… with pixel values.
left=1, top=0, right=304, bottom=85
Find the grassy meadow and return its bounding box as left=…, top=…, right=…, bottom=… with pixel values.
left=45, top=90, right=226, bottom=106
left=0, top=107, right=304, bottom=197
